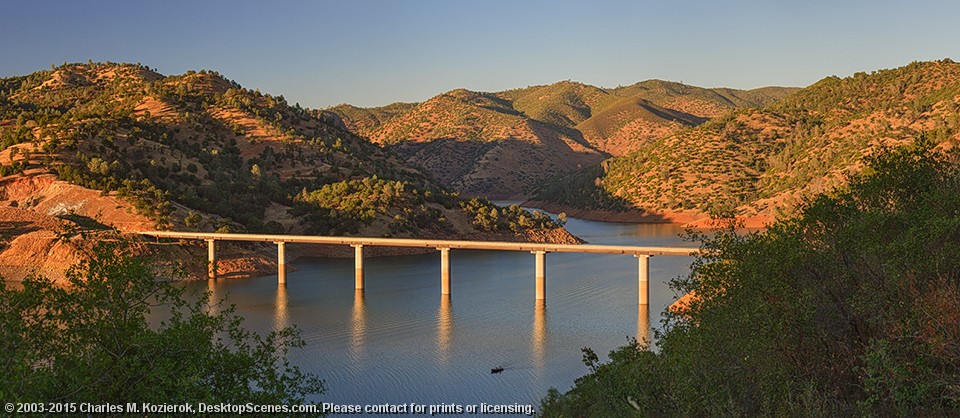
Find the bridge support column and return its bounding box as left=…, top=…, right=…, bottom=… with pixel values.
left=353, top=244, right=364, bottom=290
left=277, top=241, right=286, bottom=285
left=206, top=239, right=217, bottom=280
left=636, top=254, right=650, bottom=305
left=438, top=247, right=451, bottom=295
left=534, top=251, right=547, bottom=300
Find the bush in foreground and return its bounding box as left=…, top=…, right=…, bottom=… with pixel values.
left=540, top=141, right=960, bottom=416
left=0, top=240, right=324, bottom=414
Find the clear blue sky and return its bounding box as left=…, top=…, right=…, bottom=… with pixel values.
left=1, top=0, right=957, bottom=108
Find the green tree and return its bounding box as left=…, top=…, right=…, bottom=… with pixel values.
left=184, top=210, right=202, bottom=228
left=0, top=239, right=325, bottom=413
left=540, top=141, right=960, bottom=416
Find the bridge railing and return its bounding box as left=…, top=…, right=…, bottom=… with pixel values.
left=139, top=231, right=698, bottom=305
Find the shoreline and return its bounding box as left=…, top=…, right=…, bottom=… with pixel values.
left=522, top=200, right=773, bottom=229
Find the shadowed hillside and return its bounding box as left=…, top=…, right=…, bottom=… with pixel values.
left=334, top=88, right=605, bottom=198
left=330, top=80, right=795, bottom=198
left=531, top=59, right=960, bottom=225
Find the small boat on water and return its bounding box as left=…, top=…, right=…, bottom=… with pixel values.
left=490, top=367, right=504, bottom=374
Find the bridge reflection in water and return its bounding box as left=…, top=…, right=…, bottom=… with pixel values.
left=264, top=281, right=654, bottom=375
left=274, top=284, right=289, bottom=331
left=350, top=289, right=367, bottom=361
left=638, top=303, right=651, bottom=345
left=532, top=300, right=547, bottom=374
left=147, top=231, right=692, bottom=363
left=437, top=296, right=453, bottom=366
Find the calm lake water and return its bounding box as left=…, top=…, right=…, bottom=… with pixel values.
left=187, top=217, right=698, bottom=415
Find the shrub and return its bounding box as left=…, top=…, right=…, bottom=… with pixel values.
left=0, top=239, right=325, bottom=409
left=540, top=141, right=960, bottom=416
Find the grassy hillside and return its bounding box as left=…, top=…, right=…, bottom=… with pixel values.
left=500, top=80, right=616, bottom=128
left=325, top=101, right=417, bottom=139
left=0, top=63, right=573, bottom=243
left=329, top=80, right=795, bottom=198
left=335, top=88, right=605, bottom=198
left=533, top=59, right=960, bottom=221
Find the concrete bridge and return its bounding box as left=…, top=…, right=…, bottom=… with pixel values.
left=139, top=231, right=697, bottom=305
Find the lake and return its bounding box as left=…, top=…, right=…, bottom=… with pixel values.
left=188, top=217, right=698, bottom=415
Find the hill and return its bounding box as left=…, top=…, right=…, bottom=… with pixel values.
left=330, top=80, right=795, bottom=198
left=540, top=143, right=960, bottom=416
left=0, top=63, right=578, bottom=280
left=530, top=59, right=960, bottom=225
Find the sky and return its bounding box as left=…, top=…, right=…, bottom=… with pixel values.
left=1, top=0, right=958, bottom=108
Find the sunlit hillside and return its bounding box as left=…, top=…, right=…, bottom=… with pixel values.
left=532, top=60, right=960, bottom=223
left=330, top=80, right=795, bottom=198
left=0, top=63, right=578, bottom=279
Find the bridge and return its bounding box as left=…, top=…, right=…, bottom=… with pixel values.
left=139, top=231, right=698, bottom=305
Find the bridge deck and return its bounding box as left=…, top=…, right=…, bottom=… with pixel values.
left=139, top=231, right=698, bottom=256
left=141, top=230, right=697, bottom=305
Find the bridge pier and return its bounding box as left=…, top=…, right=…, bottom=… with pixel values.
left=439, top=247, right=451, bottom=295
left=206, top=239, right=217, bottom=279
left=636, top=254, right=650, bottom=305
left=534, top=251, right=547, bottom=300
left=353, top=244, right=364, bottom=290
left=276, top=241, right=286, bottom=284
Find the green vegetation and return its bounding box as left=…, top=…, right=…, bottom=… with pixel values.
left=0, top=62, right=449, bottom=233
left=360, top=89, right=528, bottom=145
left=328, top=79, right=795, bottom=198
left=0, top=62, right=568, bottom=239
left=459, top=197, right=563, bottom=232
left=539, top=142, right=960, bottom=416
left=500, top=81, right=612, bottom=128
left=290, top=175, right=456, bottom=236
left=288, top=179, right=565, bottom=236
left=533, top=165, right=634, bottom=212
left=534, top=60, right=960, bottom=218
left=324, top=102, right=418, bottom=139
left=0, top=239, right=324, bottom=412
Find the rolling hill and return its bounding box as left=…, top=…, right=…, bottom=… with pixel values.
left=0, top=63, right=578, bottom=280
left=530, top=59, right=960, bottom=225
left=330, top=80, right=796, bottom=198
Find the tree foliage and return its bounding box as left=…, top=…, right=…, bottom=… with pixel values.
left=540, top=141, right=960, bottom=416
left=459, top=198, right=563, bottom=232
left=0, top=239, right=324, bottom=412
left=534, top=60, right=960, bottom=218
left=290, top=176, right=457, bottom=236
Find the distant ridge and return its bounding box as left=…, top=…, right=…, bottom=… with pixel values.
left=531, top=59, right=960, bottom=225
left=330, top=80, right=796, bottom=198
